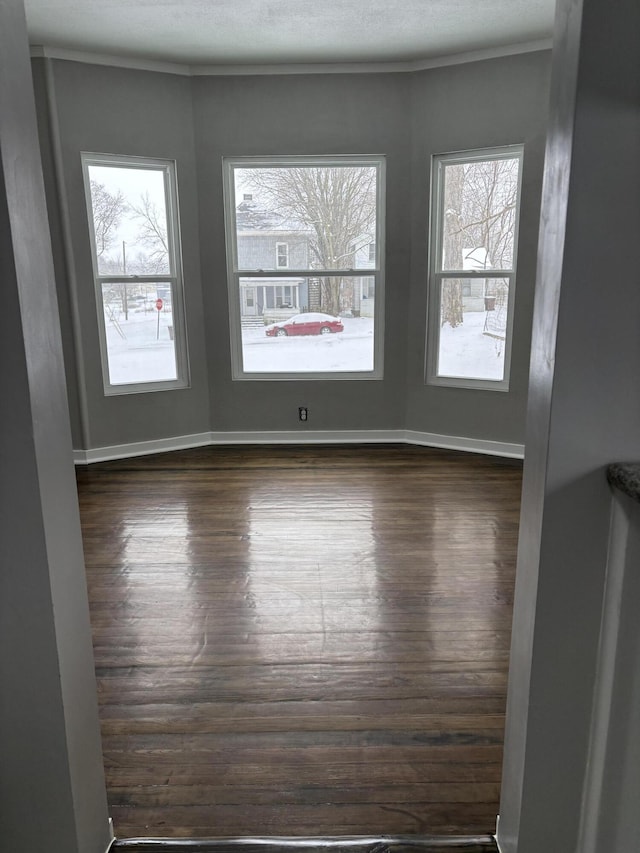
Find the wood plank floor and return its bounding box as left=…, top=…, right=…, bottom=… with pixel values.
left=76, top=444, right=522, bottom=840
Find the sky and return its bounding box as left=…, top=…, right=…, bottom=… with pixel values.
left=88, top=163, right=168, bottom=264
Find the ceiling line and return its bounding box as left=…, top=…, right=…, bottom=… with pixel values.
left=30, top=39, right=553, bottom=78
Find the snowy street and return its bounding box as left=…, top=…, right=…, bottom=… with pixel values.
left=104, top=307, right=505, bottom=382
left=241, top=316, right=375, bottom=373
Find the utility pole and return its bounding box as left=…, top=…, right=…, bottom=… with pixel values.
left=122, top=240, right=128, bottom=320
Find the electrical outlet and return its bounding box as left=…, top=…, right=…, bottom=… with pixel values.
left=298, top=407, right=308, bottom=422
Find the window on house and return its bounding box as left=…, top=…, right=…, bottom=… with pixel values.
left=426, top=146, right=523, bottom=390
left=363, top=278, right=375, bottom=299
left=224, top=156, right=385, bottom=379
left=276, top=242, right=289, bottom=269
left=81, top=153, right=189, bottom=394
left=368, top=242, right=376, bottom=263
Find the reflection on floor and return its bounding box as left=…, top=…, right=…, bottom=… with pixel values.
left=77, top=445, right=521, bottom=840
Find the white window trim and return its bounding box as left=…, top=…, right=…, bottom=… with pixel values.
left=276, top=242, right=289, bottom=269
left=81, top=153, right=190, bottom=396
left=223, top=155, right=385, bottom=381
left=425, top=144, right=524, bottom=392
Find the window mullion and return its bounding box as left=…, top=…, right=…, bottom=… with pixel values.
left=236, top=268, right=379, bottom=278
left=97, top=275, right=176, bottom=284
left=437, top=268, right=515, bottom=278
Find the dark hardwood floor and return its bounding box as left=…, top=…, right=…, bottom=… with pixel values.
left=76, top=445, right=522, bottom=840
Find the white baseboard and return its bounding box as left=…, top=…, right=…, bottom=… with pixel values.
left=74, top=429, right=524, bottom=464
left=208, top=429, right=407, bottom=446
left=495, top=813, right=519, bottom=853
left=104, top=817, right=115, bottom=852
left=494, top=814, right=504, bottom=852
left=73, top=431, right=213, bottom=464
left=405, top=430, right=524, bottom=459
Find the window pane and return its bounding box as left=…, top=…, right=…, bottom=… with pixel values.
left=276, top=243, right=289, bottom=268
left=436, top=278, right=510, bottom=381
left=102, top=282, right=178, bottom=385
left=441, top=157, right=520, bottom=271
left=233, top=165, right=378, bottom=272
left=238, top=276, right=374, bottom=374
left=87, top=165, right=170, bottom=276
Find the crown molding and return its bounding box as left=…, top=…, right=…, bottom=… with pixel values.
left=31, top=38, right=552, bottom=78
left=30, top=45, right=191, bottom=76
left=407, top=38, right=553, bottom=73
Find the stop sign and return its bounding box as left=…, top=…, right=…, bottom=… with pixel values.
left=155, top=298, right=163, bottom=311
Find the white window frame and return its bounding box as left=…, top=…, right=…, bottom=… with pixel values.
left=426, top=144, right=524, bottom=392
left=223, top=155, right=385, bottom=381
left=276, top=242, right=289, bottom=269
left=81, top=152, right=189, bottom=396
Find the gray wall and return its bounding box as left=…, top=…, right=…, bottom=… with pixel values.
left=193, top=72, right=411, bottom=432
left=42, top=59, right=211, bottom=449
left=498, top=0, right=640, bottom=850
left=37, top=52, right=551, bottom=451
left=406, top=51, right=551, bottom=444
left=0, top=1, right=109, bottom=850
left=31, top=59, right=85, bottom=448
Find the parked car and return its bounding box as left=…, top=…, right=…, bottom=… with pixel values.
left=265, top=313, right=344, bottom=337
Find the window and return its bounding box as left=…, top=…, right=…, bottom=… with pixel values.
left=276, top=242, right=289, bottom=269
left=81, top=153, right=189, bottom=394
left=426, top=146, right=523, bottom=390
left=224, top=156, right=385, bottom=379
left=368, top=242, right=376, bottom=263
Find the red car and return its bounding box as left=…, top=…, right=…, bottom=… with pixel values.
left=265, top=312, right=344, bottom=337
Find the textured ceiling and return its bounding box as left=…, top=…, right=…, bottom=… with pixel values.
left=25, top=0, right=556, bottom=68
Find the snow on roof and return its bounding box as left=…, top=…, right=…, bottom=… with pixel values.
left=235, top=200, right=311, bottom=234
left=462, top=247, right=491, bottom=270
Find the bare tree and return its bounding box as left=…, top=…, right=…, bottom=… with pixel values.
left=441, top=167, right=465, bottom=328
left=128, top=192, right=170, bottom=274
left=89, top=182, right=172, bottom=318
left=441, top=157, right=519, bottom=328
left=454, top=158, right=519, bottom=268
left=89, top=180, right=127, bottom=261
left=242, top=166, right=377, bottom=316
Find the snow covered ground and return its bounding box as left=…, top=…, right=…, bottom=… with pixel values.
left=438, top=310, right=505, bottom=381
left=241, top=316, right=374, bottom=373
left=103, top=308, right=503, bottom=383
left=105, top=307, right=177, bottom=385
